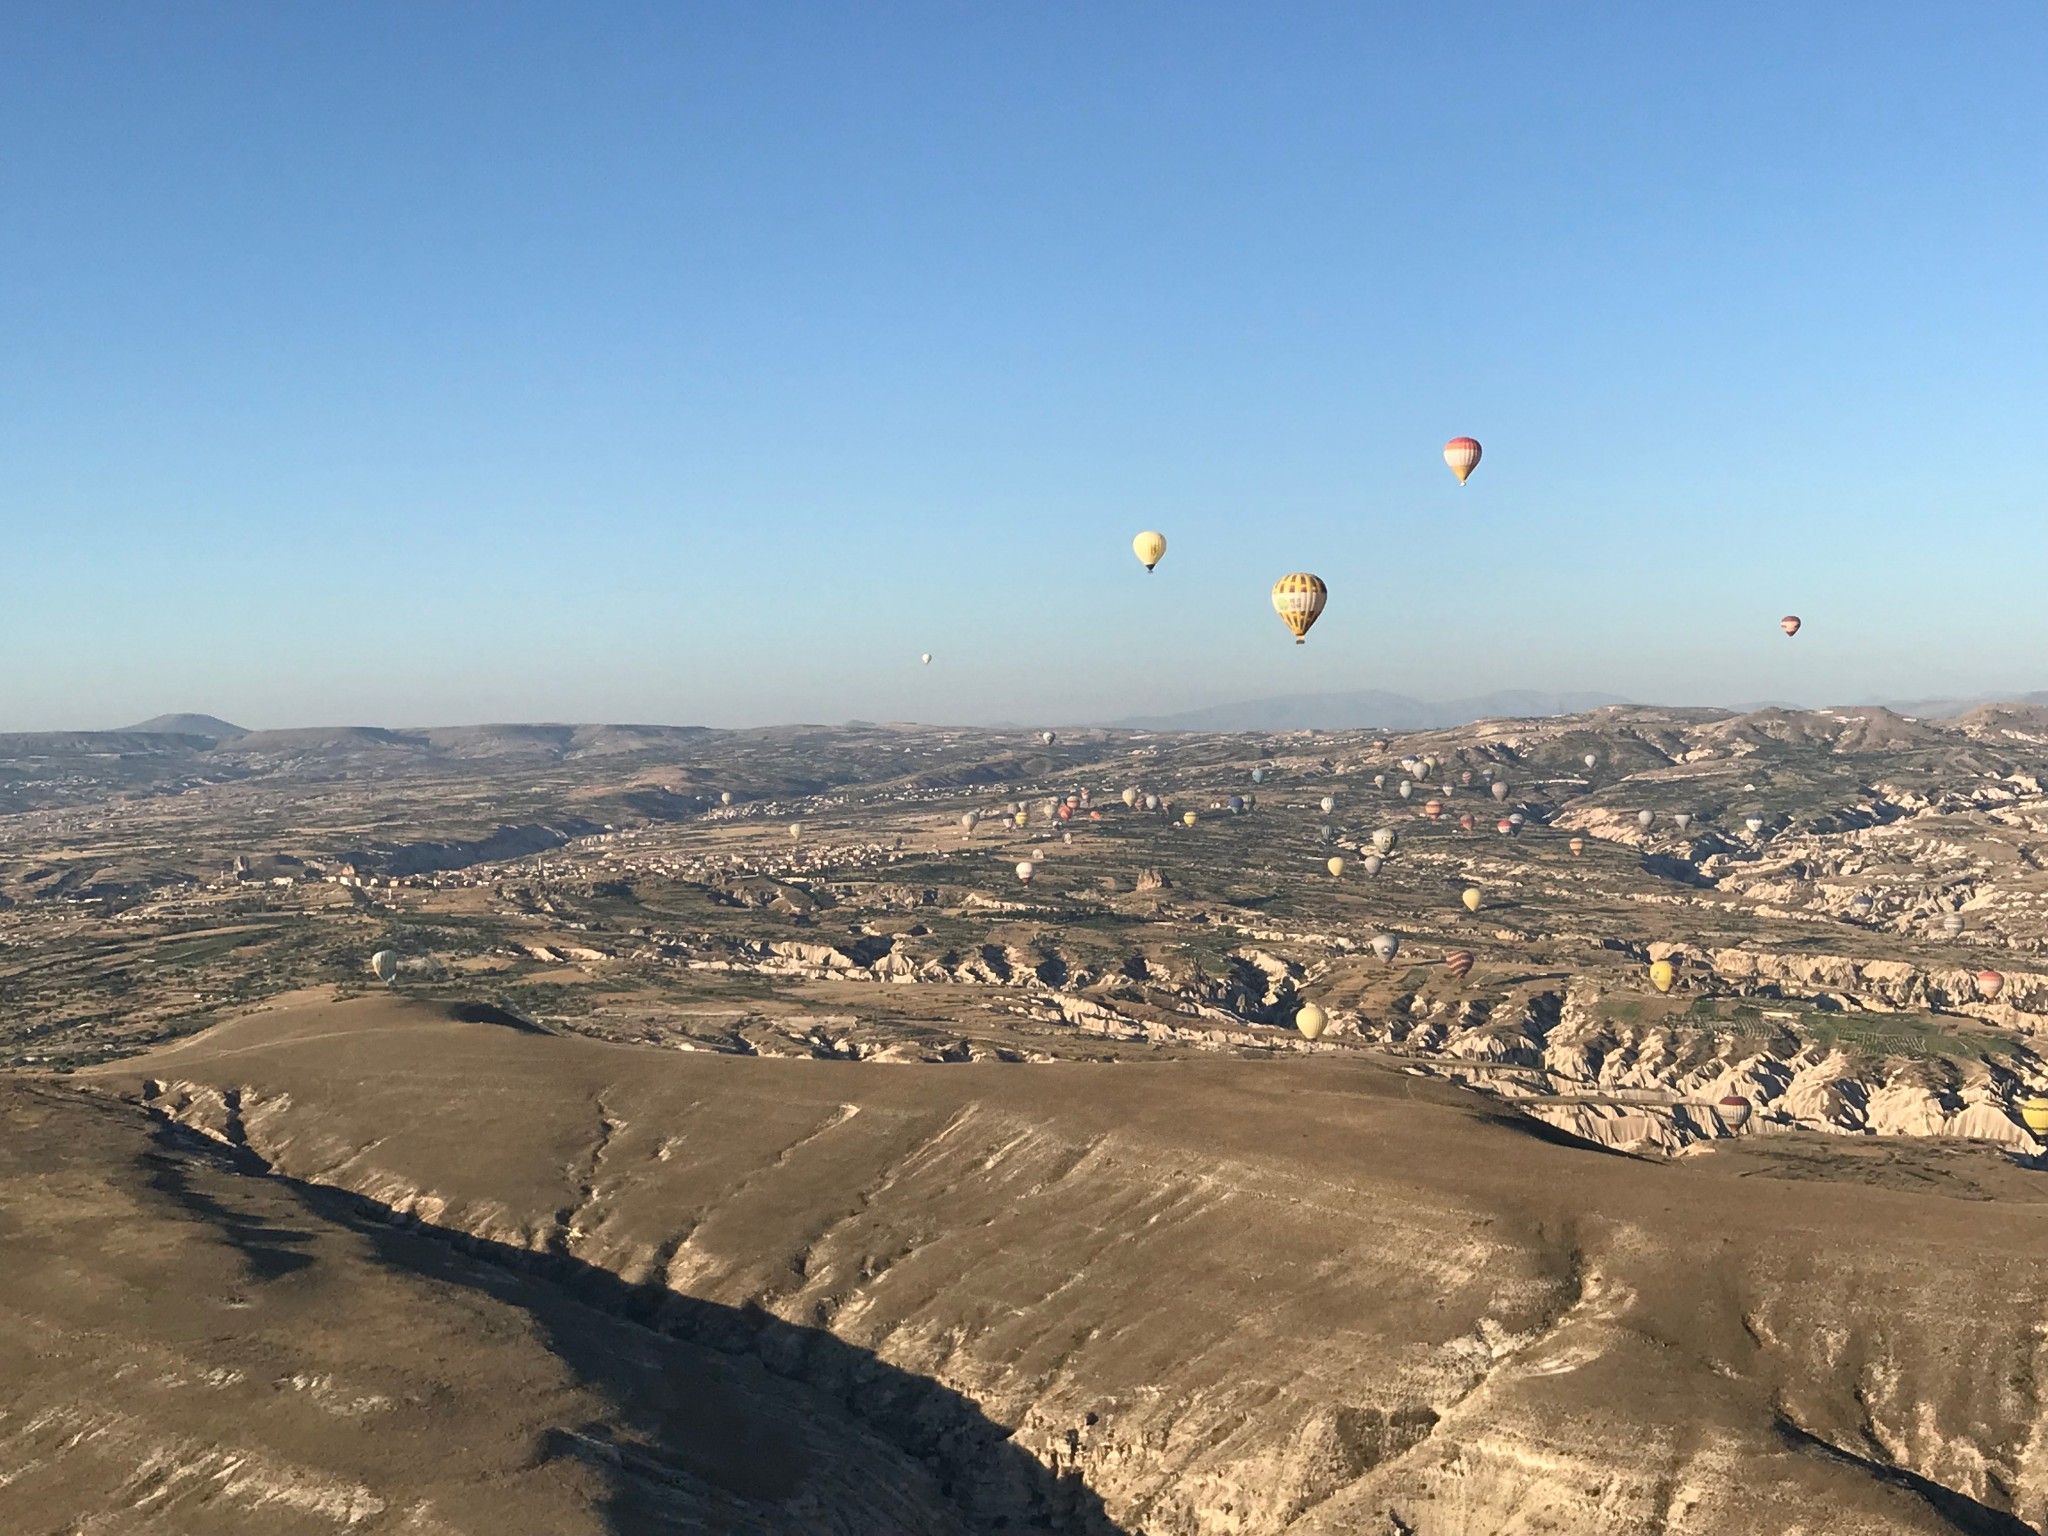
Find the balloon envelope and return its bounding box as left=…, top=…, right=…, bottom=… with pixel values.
left=1444, top=950, right=1474, bottom=980
left=1133, top=530, right=1167, bottom=571
left=1649, top=960, right=1676, bottom=993
left=1424, top=799, right=1443, bottom=820
left=1717, top=1096, right=1752, bottom=1131
left=789, top=822, right=803, bottom=840
left=1638, top=810, right=1654, bottom=829
left=1251, top=768, right=1266, bottom=784
left=1781, top=615, right=1802, bottom=637
left=370, top=950, right=398, bottom=983
left=1568, top=837, right=1585, bottom=855
left=1295, top=1002, right=1328, bottom=1041
left=1182, top=810, right=1199, bottom=827
left=1491, top=782, right=1509, bottom=802
left=1461, top=887, right=1482, bottom=913
left=1122, top=787, right=1139, bottom=807
left=720, top=791, right=734, bottom=806
left=1271, top=573, right=1328, bottom=643
left=1978, top=969, right=2006, bottom=998
left=921, top=653, right=932, bottom=665
left=1584, top=754, right=1598, bottom=769
left=1371, top=933, right=1401, bottom=962
left=1361, top=855, right=1383, bottom=875
left=1327, top=856, right=1345, bottom=878
left=1227, top=795, right=1245, bottom=813
left=1443, top=436, right=1482, bottom=484
left=1371, top=828, right=1395, bottom=853
left=2021, top=1096, right=2048, bottom=1135
left=1745, top=817, right=1765, bottom=834
left=1015, top=861, right=1035, bottom=884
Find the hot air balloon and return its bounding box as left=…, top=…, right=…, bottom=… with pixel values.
left=1327, top=856, right=1346, bottom=878
left=1978, top=969, right=2006, bottom=999
left=1443, top=436, right=1482, bottom=485
left=1943, top=913, right=1966, bottom=937
left=1649, top=959, right=1676, bottom=993
left=1320, top=795, right=1337, bottom=814
left=1228, top=795, right=1246, bottom=814
left=1508, top=812, right=1525, bottom=828
left=1744, top=816, right=1765, bottom=835
left=1144, top=794, right=1160, bottom=812
left=1780, top=615, right=1801, bottom=638
left=1459, top=814, right=1476, bottom=832
left=1461, top=887, right=1482, bottom=913
left=370, top=950, right=399, bottom=984
left=1318, top=823, right=1336, bottom=843
left=1716, top=1096, right=1752, bottom=1131
left=1251, top=768, right=1267, bottom=785
left=1361, top=854, right=1383, bottom=875
left=1133, top=530, right=1167, bottom=572
left=1850, top=893, right=1874, bottom=916
left=1015, top=861, right=1035, bottom=885
left=1372, top=828, right=1396, bottom=853
left=1637, top=810, right=1654, bottom=830
left=720, top=791, right=734, bottom=806
left=789, top=822, right=803, bottom=841
left=1123, top=787, right=1140, bottom=808
left=1372, top=933, right=1401, bottom=963
left=1089, top=810, right=1101, bottom=821
left=2021, top=1095, right=2048, bottom=1135
left=1014, top=810, right=1029, bottom=828
left=1444, top=950, right=1474, bottom=981
left=1057, top=804, right=1073, bottom=822
left=1424, top=799, right=1443, bottom=821
left=1295, top=1002, right=1328, bottom=1041
left=1182, top=810, right=1199, bottom=828
left=1373, top=774, right=1386, bottom=789
left=1583, top=754, right=1598, bottom=769
left=1496, top=818, right=1514, bottom=835
left=1398, top=781, right=1413, bottom=800
left=960, top=812, right=979, bottom=833
left=1461, top=770, right=1474, bottom=785
left=921, top=653, right=932, bottom=665
left=1673, top=812, right=1692, bottom=830
left=1441, top=783, right=1455, bottom=797
left=1271, top=573, right=1328, bottom=644
left=1568, top=837, right=1585, bottom=856
left=1491, top=782, right=1509, bottom=802
left=1042, top=730, right=1057, bottom=747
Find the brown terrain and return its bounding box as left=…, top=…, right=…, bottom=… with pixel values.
left=3, top=707, right=2048, bottom=1531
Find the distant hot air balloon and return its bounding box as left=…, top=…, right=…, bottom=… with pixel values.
left=1320, top=795, right=1337, bottom=814
left=1673, top=812, right=1692, bottom=830
left=1461, top=887, right=1482, bottom=913
left=720, top=790, right=734, bottom=806
left=1015, top=861, right=1035, bottom=885
left=1716, top=1096, right=1753, bottom=1131
left=1459, top=814, right=1476, bottom=832
left=1780, top=615, right=1802, bottom=637
left=1271, top=573, right=1328, bottom=644
left=1042, top=730, right=1057, bottom=747
left=789, top=822, right=803, bottom=841
left=1978, top=969, right=2006, bottom=999
left=1371, top=828, right=1396, bottom=853
left=1318, top=823, right=1336, bottom=843
left=1496, top=818, right=1514, bottom=835
left=1649, top=959, right=1677, bottom=993
left=1361, top=854, right=1383, bottom=875
left=1182, top=810, right=1199, bottom=827
left=960, top=812, right=979, bottom=833
left=1443, top=436, right=1482, bottom=485
left=1398, top=781, right=1413, bottom=800
left=370, top=949, right=399, bottom=984
left=1372, top=933, right=1401, bottom=963
left=1014, top=810, right=1029, bottom=828
left=1057, top=804, right=1073, bottom=822
left=1133, top=530, right=1167, bottom=572
left=921, top=653, right=932, bottom=666
left=1850, top=893, right=1874, bottom=916
left=1444, top=949, right=1474, bottom=981
left=1491, top=782, right=1509, bottom=802
left=1252, top=768, right=1267, bottom=785
left=1144, top=794, right=1160, bottom=812
left=1373, top=774, right=1386, bottom=789
left=1441, top=783, right=1454, bottom=797
left=1461, top=770, right=1474, bottom=785
left=2021, top=1095, right=2048, bottom=1135
left=1424, top=799, right=1443, bottom=820
left=1295, top=1002, right=1328, bottom=1041
left=1228, top=795, right=1245, bottom=814
left=1637, top=810, right=1654, bottom=830
left=1327, top=856, right=1345, bottom=878
left=1745, top=816, right=1765, bottom=835
left=1568, top=837, right=1585, bottom=856
left=1089, top=810, right=1101, bottom=821
left=1942, top=913, right=1966, bottom=937
left=1123, top=787, right=1140, bottom=808
left=1584, top=754, right=1598, bottom=769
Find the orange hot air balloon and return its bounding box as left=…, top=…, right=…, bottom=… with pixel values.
left=1978, top=969, right=2006, bottom=999
left=1271, top=573, right=1328, bottom=644
left=1424, top=799, right=1443, bottom=820
left=1443, top=436, right=1482, bottom=484
left=1780, top=615, right=1802, bottom=637
left=1088, top=810, right=1102, bottom=821
left=1443, top=949, right=1474, bottom=980
left=1568, top=836, right=1585, bottom=856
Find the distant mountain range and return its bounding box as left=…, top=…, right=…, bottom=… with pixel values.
left=1114, top=689, right=1635, bottom=733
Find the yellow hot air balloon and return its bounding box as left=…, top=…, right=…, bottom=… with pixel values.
left=2022, top=1096, right=2048, bottom=1135
left=1271, top=573, right=1328, bottom=644
left=1182, top=809, right=1198, bottom=827
left=1295, top=1002, right=1328, bottom=1040
left=1013, top=810, right=1028, bottom=828
left=1133, top=530, right=1167, bottom=572
left=1327, top=856, right=1345, bottom=878
left=1461, top=887, right=1482, bottom=913
left=1649, top=959, right=1676, bottom=993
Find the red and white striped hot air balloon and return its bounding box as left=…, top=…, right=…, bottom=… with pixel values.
left=1443, top=436, right=1482, bottom=485
left=1780, top=615, right=1802, bottom=638
left=1443, top=949, right=1474, bottom=981
left=1978, top=969, right=2006, bottom=999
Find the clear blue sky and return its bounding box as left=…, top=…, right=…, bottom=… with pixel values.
left=3, top=2, right=2044, bottom=729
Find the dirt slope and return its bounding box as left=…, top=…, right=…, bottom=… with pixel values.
left=71, top=993, right=2048, bottom=1534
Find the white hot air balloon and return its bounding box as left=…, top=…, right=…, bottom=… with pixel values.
left=1015, top=861, right=1036, bottom=885
left=1373, top=774, right=1386, bottom=789
left=720, top=791, right=734, bottom=806
left=1122, top=787, right=1140, bottom=808
left=1361, top=854, right=1383, bottom=876
left=1371, top=828, right=1396, bottom=853
left=1371, top=933, right=1401, bottom=963
left=370, top=949, right=399, bottom=984
left=1491, top=782, right=1510, bottom=802
left=1398, top=781, right=1413, bottom=799
left=1638, top=810, right=1654, bottom=830
left=921, top=652, right=932, bottom=666
left=1673, top=812, right=1692, bottom=830
left=1320, top=795, right=1336, bottom=814
left=1584, top=754, right=1598, bottom=769
left=1745, top=816, right=1765, bottom=835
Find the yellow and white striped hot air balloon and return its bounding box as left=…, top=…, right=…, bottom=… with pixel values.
left=1271, top=573, right=1327, bottom=645
left=1132, top=530, right=1167, bottom=572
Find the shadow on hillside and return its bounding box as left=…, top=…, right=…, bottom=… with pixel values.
left=143, top=1116, right=1131, bottom=1536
